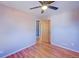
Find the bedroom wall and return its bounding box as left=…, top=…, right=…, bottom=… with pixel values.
left=0, top=4, right=36, bottom=57
left=51, top=9, right=79, bottom=52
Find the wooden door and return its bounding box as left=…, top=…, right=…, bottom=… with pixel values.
left=38, top=20, right=50, bottom=44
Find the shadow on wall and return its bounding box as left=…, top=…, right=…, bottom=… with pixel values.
left=0, top=4, right=36, bottom=57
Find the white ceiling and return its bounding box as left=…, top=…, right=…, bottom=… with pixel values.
left=0, top=1, right=79, bottom=18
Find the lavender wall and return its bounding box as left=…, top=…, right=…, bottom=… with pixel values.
left=0, top=4, right=36, bottom=57
left=51, top=9, right=79, bottom=52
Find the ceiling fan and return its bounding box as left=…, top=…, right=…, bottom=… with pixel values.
left=30, top=1, right=58, bottom=14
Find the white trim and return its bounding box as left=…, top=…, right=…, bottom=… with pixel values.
left=52, top=43, right=79, bottom=53
left=2, top=42, right=36, bottom=58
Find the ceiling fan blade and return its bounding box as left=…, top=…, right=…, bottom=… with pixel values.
left=46, top=1, right=55, bottom=4
left=41, top=10, right=44, bottom=14
left=39, top=1, right=55, bottom=5
left=30, top=6, right=41, bottom=9
left=48, top=6, right=58, bottom=10
left=39, top=1, right=44, bottom=5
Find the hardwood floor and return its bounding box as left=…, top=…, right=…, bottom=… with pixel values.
left=6, top=42, right=79, bottom=58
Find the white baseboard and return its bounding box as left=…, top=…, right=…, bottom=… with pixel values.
left=2, top=42, right=36, bottom=58
left=52, top=43, right=79, bottom=53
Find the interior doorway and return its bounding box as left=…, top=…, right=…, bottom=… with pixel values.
left=36, top=20, right=50, bottom=44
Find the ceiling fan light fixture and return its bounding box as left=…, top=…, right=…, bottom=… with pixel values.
left=41, top=5, right=48, bottom=10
